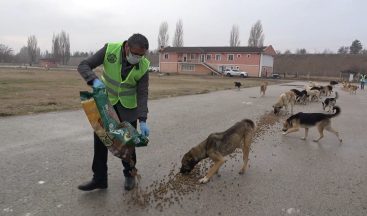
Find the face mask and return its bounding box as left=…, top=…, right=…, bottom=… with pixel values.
left=126, top=51, right=142, bottom=65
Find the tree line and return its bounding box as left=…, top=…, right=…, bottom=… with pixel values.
left=157, top=19, right=366, bottom=56
left=158, top=19, right=266, bottom=49
left=1, top=22, right=366, bottom=64
left=280, top=39, right=366, bottom=55
left=0, top=30, right=86, bottom=65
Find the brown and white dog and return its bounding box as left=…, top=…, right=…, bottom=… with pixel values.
left=260, top=81, right=268, bottom=96
left=180, top=119, right=255, bottom=184
left=272, top=91, right=296, bottom=115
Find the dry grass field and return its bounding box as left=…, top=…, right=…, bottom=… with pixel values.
left=0, top=68, right=286, bottom=116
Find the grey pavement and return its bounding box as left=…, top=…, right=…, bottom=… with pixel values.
left=0, top=82, right=366, bottom=216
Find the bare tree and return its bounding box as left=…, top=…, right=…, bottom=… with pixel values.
left=52, top=31, right=71, bottom=64
left=59, top=31, right=70, bottom=64
left=295, top=48, right=307, bottom=54
left=52, top=33, right=60, bottom=61
left=173, top=19, right=184, bottom=47
left=16, top=46, right=29, bottom=63
left=27, top=35, right=38, bottom=65
left=337, top=46, right=349, bottom=54
left=322, top=49, right=334, bottom=54
left=229, top=25, right=240, bottom=47
left=248, top=20, right=265, bottom=47
left=0, top=44, right=13, bottom=62
left=158, top=21, right=169, bottom=49
left=283, top=50, right=292, bottom=55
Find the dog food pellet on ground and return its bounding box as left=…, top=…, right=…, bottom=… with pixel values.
left=127, top=111, right=281, bottom=210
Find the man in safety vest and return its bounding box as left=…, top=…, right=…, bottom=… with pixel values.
left=77, top=33, right=150, bottom=191
left=360, top=74, right=366, bottom=90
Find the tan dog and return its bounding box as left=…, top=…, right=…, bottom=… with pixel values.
left=343, top=82, right=351, bottom=89
left=180, top=119, right=255, bottom=184
left=260, top=81, right=268, bottom=96
left=282, top=106, right=342, bottom=143
left=349, top=85, right=358, bottom=94
left=272, top=91, right=296, bottom=115
left=306, top=89, right=321, bottom=102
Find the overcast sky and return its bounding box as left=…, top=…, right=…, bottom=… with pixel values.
left=1, top=0, right=366, bottom=54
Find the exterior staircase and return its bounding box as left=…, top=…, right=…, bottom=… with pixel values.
left=202, top=62, right=222, bottom=76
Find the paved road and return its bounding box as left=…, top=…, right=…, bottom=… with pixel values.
left=1, top=82, right=366, bottom=216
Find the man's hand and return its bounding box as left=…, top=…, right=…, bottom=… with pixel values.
left=93, top=79, right=105, bottom=88
left=139, top=122, right=150, bottom=137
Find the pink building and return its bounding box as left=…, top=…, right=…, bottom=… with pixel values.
left=39, top=58, right=57, bottom=68
left=159, top=45, right=276, bottom=77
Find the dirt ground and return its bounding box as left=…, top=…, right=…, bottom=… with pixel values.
left=0, top=68, right=286, bottom=116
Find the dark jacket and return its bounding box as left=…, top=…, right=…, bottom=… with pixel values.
left=77, top=41, right=148, bottom=122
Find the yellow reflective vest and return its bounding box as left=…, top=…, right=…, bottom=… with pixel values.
left=101, top=42, right=149, bottom=108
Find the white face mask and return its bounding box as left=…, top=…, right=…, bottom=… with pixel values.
left=126, top=51, right=142, bottom=65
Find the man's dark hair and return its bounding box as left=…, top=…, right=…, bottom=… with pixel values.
left=127, top=33, right=149, bottom=50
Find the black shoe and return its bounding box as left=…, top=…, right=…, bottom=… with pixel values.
left=124, top=176, right=136, bottom=191
left=78, top=179, right=107, bottom=191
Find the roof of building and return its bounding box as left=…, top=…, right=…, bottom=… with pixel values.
left=161, top=46, right=267, bottom=53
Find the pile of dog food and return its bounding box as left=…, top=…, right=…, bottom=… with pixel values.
left=127, top=160, right=211, bottom=211
left=126, top=112, right=281, bottom=211
left=253, top=111, right=281, bottom=142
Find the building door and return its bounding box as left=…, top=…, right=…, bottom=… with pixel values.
left=200, top=54, right=205, bottom=63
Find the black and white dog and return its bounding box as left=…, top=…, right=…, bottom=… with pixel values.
left=322, top=92, right=338, bottom=112
left=290, top=89, right=308, bottom=104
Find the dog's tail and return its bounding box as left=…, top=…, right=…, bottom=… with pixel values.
left=328, top=106, right=341, bottom=118
left=334, top=91, right=338, bottom=99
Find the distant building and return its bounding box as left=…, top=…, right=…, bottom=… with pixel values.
left=39, top=58, right=57, bottom=68
left=159, top=45, right=276, bottom=77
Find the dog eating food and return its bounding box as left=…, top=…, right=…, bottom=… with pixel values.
left=180, top=119, right=255, bottom=183
left=272, top=91, right=296, bottom=115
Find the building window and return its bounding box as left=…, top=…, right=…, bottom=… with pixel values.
left=183, top=54, right=187, bottom=62
left=164, top=53, right=169, bottom=59
left=228, top=54, right=234, bottom=61
left=237, top=54, right=241, bottom=58
left=236, top=66, right=239, bottom=70
left=247, top=54, right=251, bottom=58
left=190, top=54, right=196, bottom=60
left=181, top=64, right=195, bottom=71
left=206, top=54, right=211, bottom=60
left=215, top=54, right=221, bottom=61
